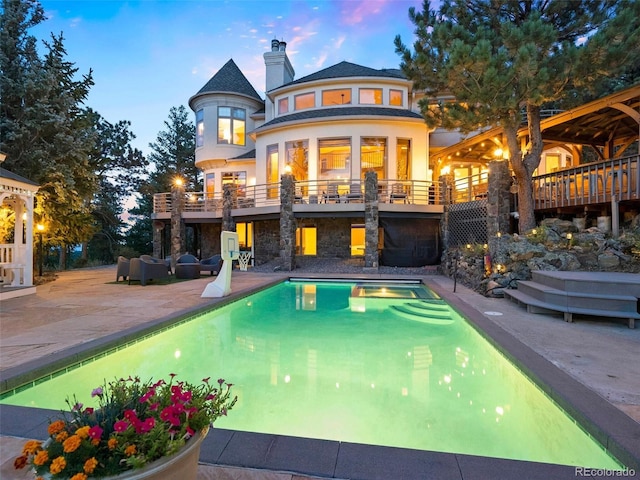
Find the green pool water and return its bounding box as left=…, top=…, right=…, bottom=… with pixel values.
left=1, top=281, right=622, bottom=468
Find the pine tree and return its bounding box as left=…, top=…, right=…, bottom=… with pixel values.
left=395, top=0, right=640, bottom=232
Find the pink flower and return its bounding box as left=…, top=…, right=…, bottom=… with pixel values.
left=139, top=389, right=156, bottom=403
left=84, top=407, right=94, bottom=415
left=124, top=410, right=138, bottom=422
left=149, top=402, right=159, bottom=411
left=217, top=378, right=224, bottom=385
left=186, top=426, right=195, bottom=437
left=141, top=417, right=155, bottom=432
left=88, top=425, right=103, bottom=440
left=202, top=377, right=210, bottom=384
left=91, top=387, right=103, bottom=397
left=113, top=420, right=129, bottom=432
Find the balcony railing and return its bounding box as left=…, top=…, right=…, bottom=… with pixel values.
left=533, top=155, right=639, bottom=209
left=153, top=179, right=441, bottom=214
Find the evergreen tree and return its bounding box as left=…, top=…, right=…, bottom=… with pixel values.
left=395, top=0, right=640, bottom=232
left=124, top=106, right=197, bottom=256
left=85, top=109, right=148, bottom=262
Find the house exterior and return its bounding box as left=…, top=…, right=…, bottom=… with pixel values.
left=153, top=40, right=445, bottom=267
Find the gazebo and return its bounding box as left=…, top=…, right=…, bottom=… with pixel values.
left=0, top=155, right=39, bottom=300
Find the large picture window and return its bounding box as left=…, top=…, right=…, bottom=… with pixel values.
left=285, top=140, right=309, bottom=181
left=318, top=138, right=351, bottom=180
left=222, top=171, right=246, bottom=195
left=218, top=107, right=245, bottom=146
left=266, top=144, right=279, bottom=199
left=361, top=137, right=387, bottom=179
left=389, top=89, right=403, bottom=106
left=196, top=109, right=204, bottom=147
left=396, top=138, right=411, bottom=180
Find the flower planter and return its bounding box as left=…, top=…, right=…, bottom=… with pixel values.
left=37, top=428, right=208, bottom=480
left=108, top=427, right=208, bottom=480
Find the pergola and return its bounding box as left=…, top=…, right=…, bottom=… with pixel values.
left=0, top=161, right=40, bottom=298
left=430, top=84, right=640, bottom=174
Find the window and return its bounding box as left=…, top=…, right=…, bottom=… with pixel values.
left=196, top=109, right=204, bottom=147
left=322, top=89, right=351, bottom=106
left=218, top=107, right=245, bottom=146
left=236, top=222, right=253, bottom=249
left=205, top=173, right=215, bottom=198
left=389, top=89, right=403, bottom=106
left=396, top=139, right=411, bottom=180
left=294, top=92, right=315, bottom=110
left=361, top=137, right=387, bottom=179
left=296, top=225, right=317, bottom=255
left=359, top=88, right=382, bottom=105
left=222, top=171, right=246, bottom=195
left=278, top=98, right=289, bottom=114
left=266, top=144, right=279, bottom=199
left=350, top=225, right=365, bottom=257
left=285, top=140, right=309, bottom=181
left=318, top=138, right=351, bottom=180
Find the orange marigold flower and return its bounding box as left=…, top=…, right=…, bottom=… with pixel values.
left=75, top=426, right=90, bottom=439
left=56, top=430, right=69, bottom=442
left=91, top=438, right=100, bottom=446
left=84, top=457, right=98, bottom=474
left=50, top=456, right=66, bottom=475
left=22, top=440, right=42, bottom=455
left=124, top=444, right=137, bottom=456
left=33, top=450, right=49, bottom=466
left=63, top=435, right=82, bottom=453
left=13, top=455, right=28, bottom=469
left=108, top=437, right=118, bottom=450
left=48, top=420, right=66, bottom=435
left=71, top=473, right=88, bottom=480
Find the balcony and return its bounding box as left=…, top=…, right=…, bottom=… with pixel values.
left=153, top=179, right=444, bottom=219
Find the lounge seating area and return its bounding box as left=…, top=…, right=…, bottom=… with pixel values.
left=115, top=254, right=223, bottom=284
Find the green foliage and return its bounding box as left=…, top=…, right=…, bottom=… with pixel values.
left=395, top=0, right=640, bottom=232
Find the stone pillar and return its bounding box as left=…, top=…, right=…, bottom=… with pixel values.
left=279, top=174, right=296, bottom=271
left=152, top=222, right=162, bottom=259
left=439, top=174, right=454, bottom=250
left=487, top=160, right=512, bottom=256
left=364, top=171, right=379, bottom=270
left=487, top=160, right=512, bottom=238
left=222, top=184, right=236, bottom=232
left=170, top=183, right=185, bottom=265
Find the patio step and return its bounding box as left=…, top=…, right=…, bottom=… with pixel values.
left=504, top=271, right=640, bottom=329
left=389, top=301, right=454, bottom=326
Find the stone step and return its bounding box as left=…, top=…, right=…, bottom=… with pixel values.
left=504, top=287, right=639, bottom=329
left=531, top=270, right=640, bottom=297
left=517, top=280, right=640, bottom=314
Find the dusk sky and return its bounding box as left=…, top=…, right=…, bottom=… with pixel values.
left=30, top=0, right=421, bottom=156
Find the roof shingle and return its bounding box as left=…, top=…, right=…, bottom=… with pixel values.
left=193, top=59, right=263, bottom=102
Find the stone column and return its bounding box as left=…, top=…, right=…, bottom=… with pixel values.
left=170, top=183, right=185, bottom=265
left=279, top=174, right=296, bottom=271
left=439, top=174, right=454, bottom=250
left=487, top=160, right=512, bottom=258
left=487, top=160, right=512, bottom=239
left=364, top=171, right=379, bottom=270
left=152, top=222, right=162, bottom=259
left=222, top=184, right=236, bottom=232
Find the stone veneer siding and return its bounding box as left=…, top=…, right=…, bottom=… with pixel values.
left=200, top=223, right=222, bottom=259
left=314, top=217, right=353, bottom=258
left=253, top=219, right=280, bottom=265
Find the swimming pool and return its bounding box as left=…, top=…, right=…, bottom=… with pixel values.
left=0, top=280, right=622, bottom=469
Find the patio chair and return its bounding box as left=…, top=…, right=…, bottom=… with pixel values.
left=129, top=255, right=170, bottom=286
left=116, top=256, right=130, bottom=282
left=323, top=183, right=340, bottom=203
left=200, top=254, right=223, bottom=276
left=175, top=254, right=201, bottom=279
left=390, top=183, right=408, bottom=204
left=346, top=183, right=363, bottom=203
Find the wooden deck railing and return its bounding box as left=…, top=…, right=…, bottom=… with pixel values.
left=533, top=155, right=639, bottom=209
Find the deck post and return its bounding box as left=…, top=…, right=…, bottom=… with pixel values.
left=611, top=194, right=620, bottom=237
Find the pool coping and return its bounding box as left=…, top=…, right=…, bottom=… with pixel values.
left=1, top=275, right=639, bottom=479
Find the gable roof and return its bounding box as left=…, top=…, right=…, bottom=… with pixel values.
left=283, top=61, right=405, bottom=88
left=191, top=59, right=263, bottom=103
